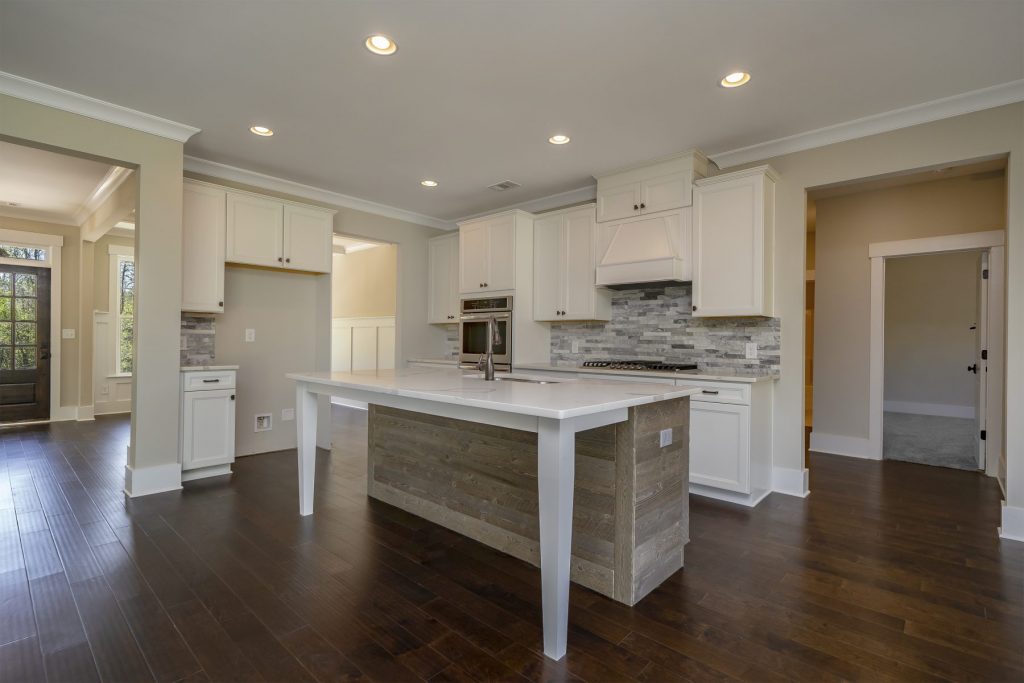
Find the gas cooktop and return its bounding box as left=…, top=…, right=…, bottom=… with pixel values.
left=580, top=360, right=699, bottom=372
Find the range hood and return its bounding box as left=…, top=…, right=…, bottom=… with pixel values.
left=595, top=208, right=692, bottom=287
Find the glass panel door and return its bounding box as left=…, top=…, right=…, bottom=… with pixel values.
left=0, top=265, right=50, bottom=422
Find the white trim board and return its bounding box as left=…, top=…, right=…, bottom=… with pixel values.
left=883, top=401, right=975, bottom=419
left=772, top=466, right=810, bottom=498
left=184, top=156, right=453, bottom=231
left=73, top=165, right=134, bottom=226
left=124, top=462, right=182, bottom=497
left=809, top=432, right=877, bottom=460
left=709, top=79, right=1024, bottom=168
left=0, top=71, right=200, bottom=142
left=868, top=230, right=1004, bottom=258
left=1000, top=504, right=1024, bottom=543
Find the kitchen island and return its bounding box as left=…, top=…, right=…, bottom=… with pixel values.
left=288, top=367, right=699, bottom=660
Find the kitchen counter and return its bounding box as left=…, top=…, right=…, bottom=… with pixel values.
left=515, top=362, right=778, bottom=383
left=406, top=357, right=458, bottom=366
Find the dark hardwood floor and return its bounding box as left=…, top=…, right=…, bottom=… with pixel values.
left=1, top=409, right=1022, bottom=682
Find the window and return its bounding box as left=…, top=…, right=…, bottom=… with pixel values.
left=114, top=255, right=135, bottom=374
left=0, top=243, right=49, bottom=264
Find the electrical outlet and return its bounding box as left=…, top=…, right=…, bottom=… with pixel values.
left=571, top=340, right=580, bottom=354
left=281, top=408, right=295, bottom=422
left=745, top=342, right=758, bottom=360
left=659, top=428, right=673, bottom=448
left=244, top=328, right=256, bottom=343
left=254, top=413, right=272, bottom=432
left=62, top=329, right=76, bottom=339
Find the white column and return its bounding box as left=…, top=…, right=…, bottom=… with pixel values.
left=536, top=417, right=575, bottom=660
left=296, top=382, right=318, bottom=516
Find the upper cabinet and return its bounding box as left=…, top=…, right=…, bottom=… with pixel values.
left=692, top=166, right=778, bottom=317
left=182, top=180, right=226, bottom=313
left=225, top=190, right=334, bottom=273
left=534, top=204, right=611, bottom=322
left=458, top=210, right=529, bottom=294
left=427, top=233, right=460, bottom=323
left=595, top=150, right=709, bottom=223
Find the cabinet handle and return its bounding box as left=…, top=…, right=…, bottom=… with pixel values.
left=230, top=394, right=235, bottom=400
left=702, top=390, right=719, bottom=395
left=202, top=379, right=220, bottom=383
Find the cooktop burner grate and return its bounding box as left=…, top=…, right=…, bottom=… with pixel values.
left=580, top=360, right=699, bottom=372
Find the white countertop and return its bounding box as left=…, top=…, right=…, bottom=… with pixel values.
left=288, top=367, right=700, bottom=420
left=180, top=365, right=239, bottom=372
left=407, top=357, right=459, bottom=365
left=515, top=363, right=778, bottom=384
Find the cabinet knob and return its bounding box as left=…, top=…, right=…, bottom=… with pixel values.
left=286, top=258, right=291, bottom=263
left=640, top=202, right=645, bottom=209
left=230, top=394, right=235, bottom=400
left=278, top=257, right=283, bottom=263
left=483, top=282, right=488, bottom=287
left=633, top=204, right=639, bottom=211
left=692, top=305, right=697, bottom=312
left=218, top=301, right=224, bottom=307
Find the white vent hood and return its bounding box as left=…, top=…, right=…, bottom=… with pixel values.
left=595, top=208, right=692, bottom=287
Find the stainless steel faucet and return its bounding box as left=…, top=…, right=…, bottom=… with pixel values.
left=477, top=315, right=502, bottom=380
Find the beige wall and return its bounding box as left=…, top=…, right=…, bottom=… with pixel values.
left=332, top=245, right=397, bottom=318
left=813, top=173, right=1005, bottom=439
left=722, top=102, right=1023, bottom=512
left=2, top=94, right=186, bottom=491
left=884, top=251, right=981, bottom=411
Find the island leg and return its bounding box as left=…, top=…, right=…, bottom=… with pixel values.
left=295, top=382, right=318, bottom=516
left=536, top=417, right=575, bottom=660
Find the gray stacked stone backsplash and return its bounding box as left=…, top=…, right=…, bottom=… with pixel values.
left=180, top=314, right=216, bottom=366
left=550, top=284, right=780, bottom=375
left=444, top=324, right=459, bottom=360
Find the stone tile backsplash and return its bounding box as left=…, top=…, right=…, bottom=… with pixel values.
left=181, top=314, right=216, bottom=366
left=444, top=324, right=459, bottom=359
left=550, top=284, right=780, bottom=375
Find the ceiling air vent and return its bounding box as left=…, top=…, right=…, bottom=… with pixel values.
left=487, top=180, right=521, bottom=191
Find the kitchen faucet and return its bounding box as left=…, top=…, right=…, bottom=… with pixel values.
left=477, top=315, right=502, bottom=380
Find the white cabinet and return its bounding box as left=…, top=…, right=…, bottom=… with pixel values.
left=533, top=204, right=610, bottom=321
left=595, top=150, right=709, bottom=222
left=427, top=234, right=459, bottom=323
left=458, top=211, right=527, bottom=293
left=181, top=180, right=226, bottom=313
left=692, top=166, right=777, bottom=317
left=689, top=401, right=750, bottom=493
left=180, top=369, right=236, bottom=481
left=225, top=191, right=334, bottom=273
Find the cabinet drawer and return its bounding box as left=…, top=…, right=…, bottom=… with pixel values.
left=182, top=371, right=236, bottom=391
left=680, top=380, right=750, bottom=405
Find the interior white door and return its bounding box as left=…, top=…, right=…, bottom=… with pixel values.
left=283, top=205, right=332, bottom=272
left=562, top=208, right=596, bottom=319
left=689, top=402, right=750, bottom=493
left=182, top=389, right=236, bottom=470
left=225, top=192, right=283, bottom=267
left=533, top=214, right=563, bottom=320
left=486, top=215, right=517, bottom=291
left=459, top=222, right=489, bottom=293
left=597, top=181, right=640, bottom=222
left=181, top=182, right=226, bottom=312
left=976, top=251, right=988, bottom=470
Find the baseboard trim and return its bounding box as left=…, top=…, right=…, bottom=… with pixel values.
left=76, top=405, right=95, bottom=421
left=883, top=401, right=975, bottom=419
left=688, top=483, right=771, bottom=508
left=124, top=462, right=182, bottom=498
left=809, top=432, right=879, bottom=460
left=772, top=466, right=810, bottom=498
left=50, top=406, right=78, bottom=422
left=94, top=400, right=132, bottom=416
left=999, top=504, right=1024, bottom=543
left=181, top=463, right=232, bottom=482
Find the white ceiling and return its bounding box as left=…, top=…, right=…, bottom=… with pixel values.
left=1, top=1, right=1021, bottom=223
left=0, top=140, right=121, bottom=225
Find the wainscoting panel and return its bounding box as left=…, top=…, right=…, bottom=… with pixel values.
left=93, top=310, right=133, bottom=415
left=331, top=316, right=396, bottom=373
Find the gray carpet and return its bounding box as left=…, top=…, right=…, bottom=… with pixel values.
left=883, top=412, right=979, bottom=470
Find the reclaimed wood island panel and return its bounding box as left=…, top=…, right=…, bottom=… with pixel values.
left=367, top=397, right=690, bottom=605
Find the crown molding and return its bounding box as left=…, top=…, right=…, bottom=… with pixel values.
left=454, top=184, right=597, bottom=224
left=0, top=71, right=200, bottom=143
left=709, top=79, right=1024, bottom=169
left=74, top=165, right=133, bottom=225
left=183, top=156, right=453, bottom=230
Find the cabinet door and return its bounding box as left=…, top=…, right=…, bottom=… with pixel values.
left=692, top=174, right=767, bottom=316
left=485, top=214, right=516, bottom=291
left=641, top=170, right=692, bottom=214
left=596, top=181, right=640, bottom=222
left=226, top=192, right=283, bottom=267
left=428, top=235, right=458, bottom=323
left=459, top=222, right=489, bottom=293
left=689, top=402, right=750, bottom=493
left=181, top=182, right=226, bottom=313
left=283, top=205, right=333, bottom=272
left=562, top=208, right=597, bottom=319
left=182, top=388, right=236, bottom=470
left=532, top=214, right=563, bottom=321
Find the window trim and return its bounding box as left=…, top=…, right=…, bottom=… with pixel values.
left=108, top=244, right=135, bottom=376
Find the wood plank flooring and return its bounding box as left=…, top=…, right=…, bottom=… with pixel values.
left=0, top=409, right=1021, bottom=682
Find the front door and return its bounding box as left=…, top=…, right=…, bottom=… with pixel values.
left=0, top=265, right=51, bottom=422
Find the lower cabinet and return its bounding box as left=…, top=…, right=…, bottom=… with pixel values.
left=689, top=401, right=750, bottom=493
left=180, top=369, right=236, bottom=481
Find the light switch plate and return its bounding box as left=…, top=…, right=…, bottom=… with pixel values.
left=244, top=328, right=256, bottom=343
left=62, top=329, right=76, bottom=339
left=745, top=342, right=758, bottom=359
left=659, top=428, right=673, bottom=448
left=281, top=408, right=295, bottom=422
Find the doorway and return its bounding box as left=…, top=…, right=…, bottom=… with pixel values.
left=0, top=264, right=51, bottom=422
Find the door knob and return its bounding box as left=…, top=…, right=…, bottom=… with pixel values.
left=39, top=352, right=51, bottom=361
left=967, top=364, right=978, bottom=374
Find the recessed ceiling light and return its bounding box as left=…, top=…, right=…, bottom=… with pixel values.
left=249, top=125, right=274, bottom=136
left=548, top=134, right=571, bottom=145
left=720, top=71, right=751, bottom=88
left=365, top=34, right=397, bottom=55
left=420, top=179, right=438, bottom=187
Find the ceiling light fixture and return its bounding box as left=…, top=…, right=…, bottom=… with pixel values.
left=249, top=125, right=274, bottom=136
left=365, top=34, right=397, bottom=55
left=548, top=134, right=571, bottom=145
left=720, top=71, right=750, bottom=88
left=420, top=179, right=438, bottom=187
